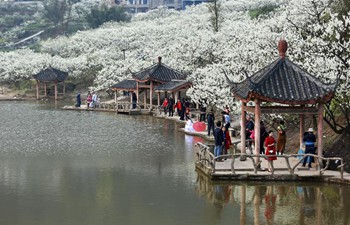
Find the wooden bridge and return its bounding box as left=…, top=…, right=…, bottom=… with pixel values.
left=195, top=142, right=350, bottom=184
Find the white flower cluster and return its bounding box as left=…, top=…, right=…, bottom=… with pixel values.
left=0, top=0, right=348, bottom=111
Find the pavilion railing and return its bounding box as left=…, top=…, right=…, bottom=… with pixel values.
left=194, top=142, right=345, bottom=180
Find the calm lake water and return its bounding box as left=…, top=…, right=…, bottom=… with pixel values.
left=0, top=101, right=349, bottom=225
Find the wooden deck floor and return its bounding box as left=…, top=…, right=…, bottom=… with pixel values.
left=194, top=140, right=350, bottom=185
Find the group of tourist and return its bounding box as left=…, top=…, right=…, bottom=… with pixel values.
left=161, top=97, right=175, bottom=116
left=209, top=106, right=233, bottom=160
left=75, top=91, right=99, bottom=109
left=213, top=120, right=232, bottom=160
left=242, top=116, right=317, bottom=170
left=162, top=98, right=192, bottom=120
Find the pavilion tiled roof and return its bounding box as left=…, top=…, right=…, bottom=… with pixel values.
left=154, top=80, right=192, bottom=92
left=33, top=67, right=68, bottom=83
left=110, top=79, right=136, bottom=90
left=228, top=40, right=337, bottom=104
left=132, top=57, right=186, bottom=82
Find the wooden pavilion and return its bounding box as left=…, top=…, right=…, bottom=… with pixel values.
left=110, top=57, right=191, bottom=107
left=227, top=40, right=337, bottom=165
left=110, top=79, right=137, bottom=103
left=154, top=79, right=192, bottom=105
left=33, top=66, right=68, bottom=100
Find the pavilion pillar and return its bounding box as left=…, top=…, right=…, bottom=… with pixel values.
left=317, top=103, right=324, bottom=166
left=241, top=102, right=247, bottom=157
left=114, top=90, right=117, bottom=104
left=175, top=91, right=178, bottom=103
left=150, top=81, right=153, bottom=107
left=44, top=83, right=47, bottom=96
left=54, top=81, right=58, bottom=100
left=157, top=92, right=160, bottom=106
left=300, top=114, right=305, bottom=149
left=254, top=99, right=261, bottom=162
left=144, top=89, right=147, bottom=107
left=130, top=92, right=132, bottom=104
left=36, top=81, right=39, bottom=99
left=136, top=82, right=139, bottom=104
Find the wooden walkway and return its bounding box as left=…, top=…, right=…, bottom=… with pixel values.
left=195, top=142, right=350, bottom=185
left=62, top=101, right=157, bottom=115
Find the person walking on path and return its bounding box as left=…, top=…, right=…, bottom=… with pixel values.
left=207, top=107, right=215, bottom=136
left=302, top=128, right=316, bottom=168
left=260, top=121, right=268, bottom=154
left=75, top=92, right=81, bottom=107
left=180, top=99, right=186, bottom=121
left=86, top=92, right=92, bottom=109
left=168, top=96, right=174, bottom=117
left=92, top=92, right=98, bottom=108
left=265, top=130, right=277, bottom=172
left=223, top=111, right=231, bottom=130
left=162, top=97, right=169, bottom=116
left=174, top=99, right=182, bottom=119
left=245, top=115, right=254, bottom=152
left=132, top=92, right=137, bottom=109
left=277, top=120, right=287, bottom=155
left=213, top=121, right=224, bottom=159
left=200, top=105, right=206, bottom=122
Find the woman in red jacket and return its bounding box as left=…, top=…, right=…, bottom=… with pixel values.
left=265, top=130, right=277, bottom=172
left=222, top=127, right=232, bottom=156
left=162, top=97, right=168, bottom=116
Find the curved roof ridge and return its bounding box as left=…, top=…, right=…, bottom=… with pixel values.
left=229, top=57, right=337, bottom=104
left=132, top=61, right=186, bottom=82
left=33, top=66, right=68, bottom=82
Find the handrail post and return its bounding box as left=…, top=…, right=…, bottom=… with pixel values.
left=340, top=159, right=344, bottom=180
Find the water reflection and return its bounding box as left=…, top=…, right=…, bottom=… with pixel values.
left=196, top=172, right=350, bottom=225
left=0, top=101, right=349, bottom=225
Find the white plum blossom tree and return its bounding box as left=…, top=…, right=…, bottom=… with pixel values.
left=0, top=0, right=349, bottom=134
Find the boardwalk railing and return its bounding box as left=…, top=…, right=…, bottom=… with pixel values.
left=194, top=142, right=345, bottom=179
left=91, top=101, right=195, bottom=113
left=94, top=101, right=159, bottom=112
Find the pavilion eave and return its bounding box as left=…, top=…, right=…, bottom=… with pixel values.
left=234, top=91, right=335, bottom=105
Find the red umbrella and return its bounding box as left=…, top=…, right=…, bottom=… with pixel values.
left=193, top=121, right=206, bottom=132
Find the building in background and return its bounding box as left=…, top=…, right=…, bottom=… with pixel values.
left=112, top=0, right=207, bottom=13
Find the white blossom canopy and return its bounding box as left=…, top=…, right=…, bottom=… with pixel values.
left=0, top=0, right=348, bottom=111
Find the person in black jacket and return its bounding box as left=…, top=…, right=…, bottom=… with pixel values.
left=75, top=92, right=81, bottom=107
left=213, top=121, right=224, bottom=158
left=200, top=105, right=206, bottom=122
left=260, top=121, right=268, bottom=154
left=207, top=107, right=215, bottom=136
left=168, top=96, right=174, bottom=117
left=302, top=128, right=316, bottom=168
left=132, top=92, right=137, bottom=109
